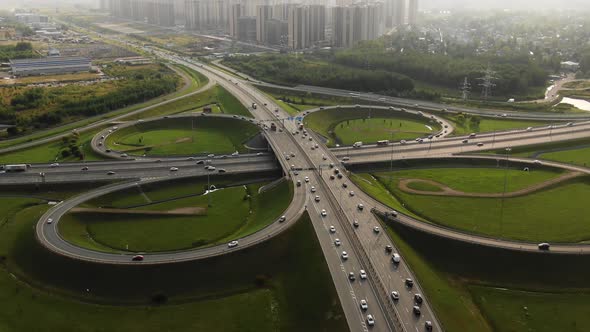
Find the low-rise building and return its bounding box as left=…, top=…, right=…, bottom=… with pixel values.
left=10, top=56, right=92, bottom=77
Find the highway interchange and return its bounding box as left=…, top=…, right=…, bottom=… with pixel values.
left=3, top=40, right=590, bottom=332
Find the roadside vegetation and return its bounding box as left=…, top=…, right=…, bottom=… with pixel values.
left=0, top=187, right=346, bottom=331
left=303, top=107, right=440, bottom=146
left=106, top=117, right=259, bottom=156
left=0, top=63, right=179, bottom=136
left=488, top=137, right=590, bottom=167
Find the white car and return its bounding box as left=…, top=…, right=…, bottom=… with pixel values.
left=349, top=191, right=355, bottom=197
left=392, top=253, right=401, bottom=264
left=321, top=209, right=327, bottom=217
left=50, top=163, right=59, bottom=168
left=366, top=314, right=375, bottom=326
left=359, top=269, right=367, bottom=279
left=334, top=238, right=341, bottom=246
left=46, top=218, right=53, bottom=224
left=373, top=226, right=380, bottom=233
left=357, top=204, right=364, bottom=211
left=169, top=167, right=179, bottom=171
left=278, top=215, right=286, bottom=222
left=359, top=299, right=368, bottom=311
left=304, top=176, right=310, bottom=183
left=310, top=186, right=316, bottom=193
left=322, top=155, right=327, bottom=160
left=329, top=226, right=336, bottom=233
left=391, top=291, right=400, bottom=301
left=341, top=251, right=349, bottom=260
left=227, top=240, right=239, bottom=248
left=315, top=195, right=321, bottom=202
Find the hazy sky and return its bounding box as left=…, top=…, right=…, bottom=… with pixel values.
left=423, top=0, right=590, bottom=10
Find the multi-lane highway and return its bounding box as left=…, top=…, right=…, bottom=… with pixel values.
left=11, top=35, right=590, bottom=332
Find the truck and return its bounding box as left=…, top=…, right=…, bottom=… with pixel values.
left=377, top=140, right=389, bottom=146
left=4, top=164, right=29, bottom=172
left=353, top=141, right=363, bottom=148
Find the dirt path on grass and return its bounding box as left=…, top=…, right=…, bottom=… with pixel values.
left=71, top=207, right=206, bottom=216
left=398, top=171, right=583, bottom=198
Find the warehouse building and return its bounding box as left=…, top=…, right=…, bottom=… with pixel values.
left=9, top=57, right=92, bottom=77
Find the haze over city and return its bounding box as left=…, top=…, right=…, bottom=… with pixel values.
left=0, top=0, right=589, bottom=332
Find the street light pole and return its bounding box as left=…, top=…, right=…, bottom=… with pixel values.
left=499, top=147, right=512, bottom=237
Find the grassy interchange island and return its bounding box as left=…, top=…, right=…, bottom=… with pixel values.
left=303, top=107, right=442, bottom=146
left=353, top=166, right=590, bottom=243
left=105, top=116, right=261, bottom=156
left=59, top=175, right=293, bottom=253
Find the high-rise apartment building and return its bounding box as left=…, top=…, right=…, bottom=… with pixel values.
left=309, top=4, right=326, bottom=43
left=229, top=3, right=242, bottom=37
left=408, top=0, right=418, bottom=25
left=256, top=5, right=273, bottom=43
left=332, top=3, right=384, bottom=48
left=288, top=6, right=309, bottom=49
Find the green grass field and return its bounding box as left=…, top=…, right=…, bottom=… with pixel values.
left=333, top=117, right=437, bottom=145
left=304, top=107, right=440, bottom=146
left=367, top=167, right=590, bottom=243
left=443, top=115, right=552, bottom=136
left=470, top=286, right=590, bottom=332
left=0, top=189, right=346, bottom=331
left=60, top=179, right=292, bottom=252
left=106, top=117, right=259, bottom=156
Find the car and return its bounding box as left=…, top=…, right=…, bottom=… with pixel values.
left=349, top=191, right=355, bottom=197
left=329, top=226, right=336, bottom=233
left=296, top=180, right=302, bottom=187
left=46, top=218, right=53, bottom=224
left=187, top=157, right=196, bottom=161
left=567, top=122, right=574, bottom=127
left=321, top=209, right=327, bottom=217
left=334, top=168, right=340, bottom=175
left=322, top=155, right=327, bottom=160
left=169, top=167, right=179, bottom=171
left=385, top=245, right=393, bottom=253
left=342, top=183, right=348, bottom=188
left=132, top=255, right=144, bottom=261
left=414, top=293, right=423, bottom=305
left=304, top=176, right=310, bottom=183
left=359, top=299, right=368, bottom=311
left=207, top=154, right=215, bottom=158
left=217, top=168, right=226, bottom=173
left=314, top=144, right=319, bottom=148
left=413, top=306, right=421, bottom=316
left=405, top=278, right=414, bottom=288
left=366, top=314, right=375, bottom=326
left=311, top=146, right=315, bottom=150
left=400, top=140, right=407, bottom=145
left=315, top=195, right=321, bottom=202
left=359, top=269, right=367, bottom=279
left=278, top=215, right=286, bottom=223
left=81, top=166, right=89, bottom=171
left=526, top=127, right=533, bottom=132
left=341, top=251, right=349, bottom=260
left=348, top=272, right=356, bottom=281
left=98, top=142, right=103, bottom=146
left=373, top=226, right=380, bottom=233
left=391, top=291, right=400, bottom=301
left=285, top=155, right=290, bottom=160
left=334, top=238, right=341, bottom=246
left=353, top=220, right=359, bottom=228
left=309, top=137, right=313, bottom=141
left=120, top=153, right=128, bottom=158
left=477, top=142, right=484, bottom=147
left=538, top=242, right=550, bottom=251
left=329, top=163, right=335, bottom=168
left=469, top=133, right=477, bottom=138
left=107, top=171, right=116, bottom=175
left=311, top=186, right=316, bottom=193
left=290, top=152, right=295, bottom=157
left=425, top=321, right=433, bottom=331
left=50, top=163, right=59, bottom=168
left=337, top=173, right=343, bottom=179
left=228, top=241, right=239, bottom=248
left=533, top=160, right=542, bottom=165
left=392, top=253, right=401, bottom=264
left=100, top=135, right=105, bottom=139
left=329, top=175, right=335, bottom=180
left=462, top=139, right=469, bottom=144
left=231, top=151, right=239, bottom=156
left=357, top=204, right=364, bottom=211
left=196, top=160, right=204, bottom=164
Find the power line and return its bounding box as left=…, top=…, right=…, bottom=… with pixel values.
left=478, top=65, right=497, bottom=100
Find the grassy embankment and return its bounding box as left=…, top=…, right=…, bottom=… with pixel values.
left=0, top=187, right=347, bottom=331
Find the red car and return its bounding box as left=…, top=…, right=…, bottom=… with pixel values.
left=132, top=255, right=144, bottom=261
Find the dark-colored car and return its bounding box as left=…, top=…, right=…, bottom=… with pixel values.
left=132, top=255, right=144, bottom=261
left=405, top=278, right=414, bottom=288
